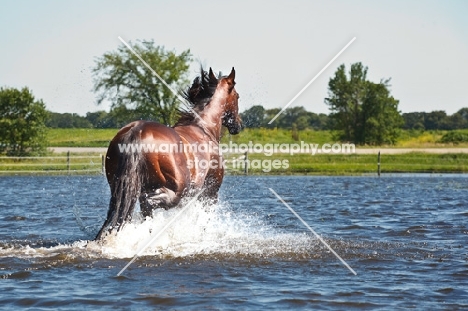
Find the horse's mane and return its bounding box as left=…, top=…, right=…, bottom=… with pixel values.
left=175, top=67, right=218, bottom=126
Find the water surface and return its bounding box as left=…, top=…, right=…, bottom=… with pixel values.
left=0, top=175, right=467, bottom=309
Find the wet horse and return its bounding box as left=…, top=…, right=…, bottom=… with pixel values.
left=95, top=67, right=241, bottom=240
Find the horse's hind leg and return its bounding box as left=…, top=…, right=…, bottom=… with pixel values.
left=139, top=187, right=180, bottom=216
left=138, top=138, right=191, bottom=216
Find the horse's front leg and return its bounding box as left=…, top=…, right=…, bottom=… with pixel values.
left=200, top=169, right=224, bottom=205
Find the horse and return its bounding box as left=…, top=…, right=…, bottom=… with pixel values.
left=95, top=67, right=242, bottom=240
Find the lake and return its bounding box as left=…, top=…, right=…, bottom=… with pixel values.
left=0, top=175, right=467, bottom=309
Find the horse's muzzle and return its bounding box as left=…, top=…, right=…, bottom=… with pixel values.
left=228, top=119, right=242, bottom=135
left=228, top=124, right=241, bottom=135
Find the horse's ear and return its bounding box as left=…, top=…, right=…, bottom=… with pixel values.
left=208, top=67, right=218, bottom=86
left=227, top=67, right=235, bottom=82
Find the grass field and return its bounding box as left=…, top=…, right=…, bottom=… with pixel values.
left=44, top=128, right=337, bottom=147
left=224, top=152, right=468, bottom=175
left=44, top=127, right=468, bottom=148
left=1, top=128, right=467, bottom=175
left=46, top=128, right=117, bottom=147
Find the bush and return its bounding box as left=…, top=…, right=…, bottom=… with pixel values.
left=438, top=131, right=468, bottom=144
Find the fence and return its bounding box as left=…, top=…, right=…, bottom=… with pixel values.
left=1, top=151, right=468, bottom=175
left=0, top=152, right=104, bottom=175
left=0, top=152, right=249, bottom=175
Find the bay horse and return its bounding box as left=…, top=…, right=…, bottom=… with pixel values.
left=95, top=67, right=241, bottom=240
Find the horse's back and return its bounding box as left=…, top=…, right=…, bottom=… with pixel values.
left=120, top=120, right=181, bottom=143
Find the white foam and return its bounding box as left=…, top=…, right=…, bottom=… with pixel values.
left=1, top=201, right=317, bottom=260
left=92, top=202, right=250, bottom=258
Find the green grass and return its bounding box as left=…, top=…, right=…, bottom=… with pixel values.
left=46, top=128, right=116, bottom=147
left=45, top=127, right=468, bottom=148
left=221, top=128, right=335, bottom=145
left=223, top=152, right=468, bottom=175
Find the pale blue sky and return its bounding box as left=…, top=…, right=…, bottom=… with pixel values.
left=1, top=0, right=467, bottom=115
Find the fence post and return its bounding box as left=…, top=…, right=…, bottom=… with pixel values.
left=67, top=151, right=70, bottom=174
left=377, top=151, right=381, bottom=177
left=244, top=151, right=248, bottom=175
left=101, top=154, right=105, bottom=174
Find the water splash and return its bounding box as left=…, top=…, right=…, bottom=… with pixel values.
left=89, top=201, right=316, bottom=259
left=1, top=200, right=319, bottom=260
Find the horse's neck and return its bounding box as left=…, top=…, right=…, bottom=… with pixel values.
left=174, top=119, right=221, bottom=145
left=196, top=119, right=222, bottom=143
left=174, top=97, right=225, bottom=143
left=198, top=99, right=225, bottom=142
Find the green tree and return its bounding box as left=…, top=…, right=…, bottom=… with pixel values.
left=241, top=105, right=266, bottom=128
left=360, top=82, right=403, bottom=144
left=46, top=112, right=93, bottom=128
left=448, top=108, right=468, bottom=129
left=93, top=40, right=192, bottom=125
left=402, top=112, right=425, bottom=130
left=263, top=108, right=282, bottom=128
left=325, top=63, right=403, bottom=145
left=423, top=111, right=449, bottom=130
left=277, top=106, right=310, bottom=129
left=85, top=110, right=120, bottom=128
left=0, top=87, right=48, bottom=156
left=308, top=112, right=329, bottom=130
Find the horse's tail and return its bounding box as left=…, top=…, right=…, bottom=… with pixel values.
left=95, top=129, right=146, bottom=240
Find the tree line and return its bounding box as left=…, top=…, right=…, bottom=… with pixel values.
left=47, top=104, right=468, bottom=133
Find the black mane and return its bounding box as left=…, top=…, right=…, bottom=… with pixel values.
left=175, top=67, right=218, bottom=126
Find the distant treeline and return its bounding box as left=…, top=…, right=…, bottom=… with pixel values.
left=46, top=106, right=468, bottom=131
left=47, top=110, right=125, bottom=129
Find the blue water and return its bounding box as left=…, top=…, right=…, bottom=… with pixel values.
left=0, top=175, right=467, bottom=309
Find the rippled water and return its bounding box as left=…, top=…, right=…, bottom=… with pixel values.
left=0, top=175, right=467, bottom=309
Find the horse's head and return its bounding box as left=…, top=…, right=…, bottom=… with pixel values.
left=180, top=67, right=242, bottom=135
left=212, top=67, right=242, bottom=135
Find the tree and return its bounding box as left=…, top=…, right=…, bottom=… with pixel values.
left=402, top=112, right=425, bottom=130
left=277, top=106, right=310, bottom=129
left=93, top=40, right=192, bottom=125
left=240, top=105, right=266, bottom=128
left=85, top=110, right=120, bottom=128
left=448, top=108, right=468, bottom=129
left=0, top=87, right=48, bottom=156
left=360, top=82, right=402, bottom=144
left=239, top=105, right=330, bottom=130
left=46, top=112, right=93, bottom=128
left=325, top=63, right=403, bottom=145
left=308, top=112, right=329, bottom=130
left=424, top=111, right=448, bottom=130
left=263, top=108, right=282, bottom=128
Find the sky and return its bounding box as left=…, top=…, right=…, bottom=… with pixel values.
left=1, top=0, right=467, bottom=116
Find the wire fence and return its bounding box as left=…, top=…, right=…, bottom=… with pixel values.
left=1, top=151, right=468, bottom=175
left=0, top=153, right=104, bottom=175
